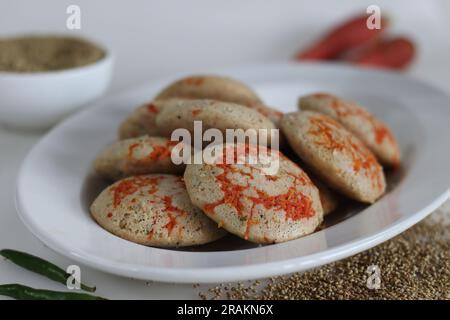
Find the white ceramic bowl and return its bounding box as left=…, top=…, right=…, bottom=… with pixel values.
left=0, top=46, right=113, bottom=130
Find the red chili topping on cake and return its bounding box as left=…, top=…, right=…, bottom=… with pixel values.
left=128, top=140, right=178, bottom=161
left=182, top=76, right=204, bottom=86
left=312, top=93, right=397, bottom=147
left=110, top=176, right=162, bottom=207
left=308, top=114, right=383, bottom=190
left=191, top=108, right=202, bottom=116
left=146, top=103, right=159, bottom=114
left=203, top=144, right=315, bottom=240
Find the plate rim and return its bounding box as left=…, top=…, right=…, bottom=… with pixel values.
left=15, top=61, right=450, bottom=283
left=15, top=188, right=450, bottom=283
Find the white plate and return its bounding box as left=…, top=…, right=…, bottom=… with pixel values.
left=16, top=62, right=450, bottom=283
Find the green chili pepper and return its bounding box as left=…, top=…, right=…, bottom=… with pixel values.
left=0, top=284, right=106, bottom=300
left=0, top=249, right=96, bottom=292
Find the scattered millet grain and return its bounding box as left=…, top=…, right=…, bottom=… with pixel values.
left=199, top=209, right=450, bottom=300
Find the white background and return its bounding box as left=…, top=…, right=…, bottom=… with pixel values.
left=1, top=0, right=450, bottom=299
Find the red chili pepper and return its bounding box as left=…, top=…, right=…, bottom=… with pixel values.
left=296, top=14, right=388, bottom=60
left=345, top=37, right=415, bottom=70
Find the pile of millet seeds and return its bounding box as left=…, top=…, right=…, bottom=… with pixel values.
left=198, top=202, right=450, bottom=300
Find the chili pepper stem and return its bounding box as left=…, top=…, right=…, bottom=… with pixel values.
left=80, top=283, right=96, bottom=293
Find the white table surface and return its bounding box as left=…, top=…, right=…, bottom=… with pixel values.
left=1, top=0, right=450, bottom=299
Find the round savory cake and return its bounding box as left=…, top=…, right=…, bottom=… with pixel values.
left=155, top=98, right=277, bottom=146
left=184, top=143, right=323, bottom=244
left=94, top=136, right=184, bottom=180
left=90, top=174, right=226, bottom=247
left=155, top=75, right=283, bottom=126
left=280, top=111, right=386, bottom=203
left=118, top=101, right=164, bottom=139
left=299, top=93, right=400, bottom=167
left=155, top=75, right=263, bottom=107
